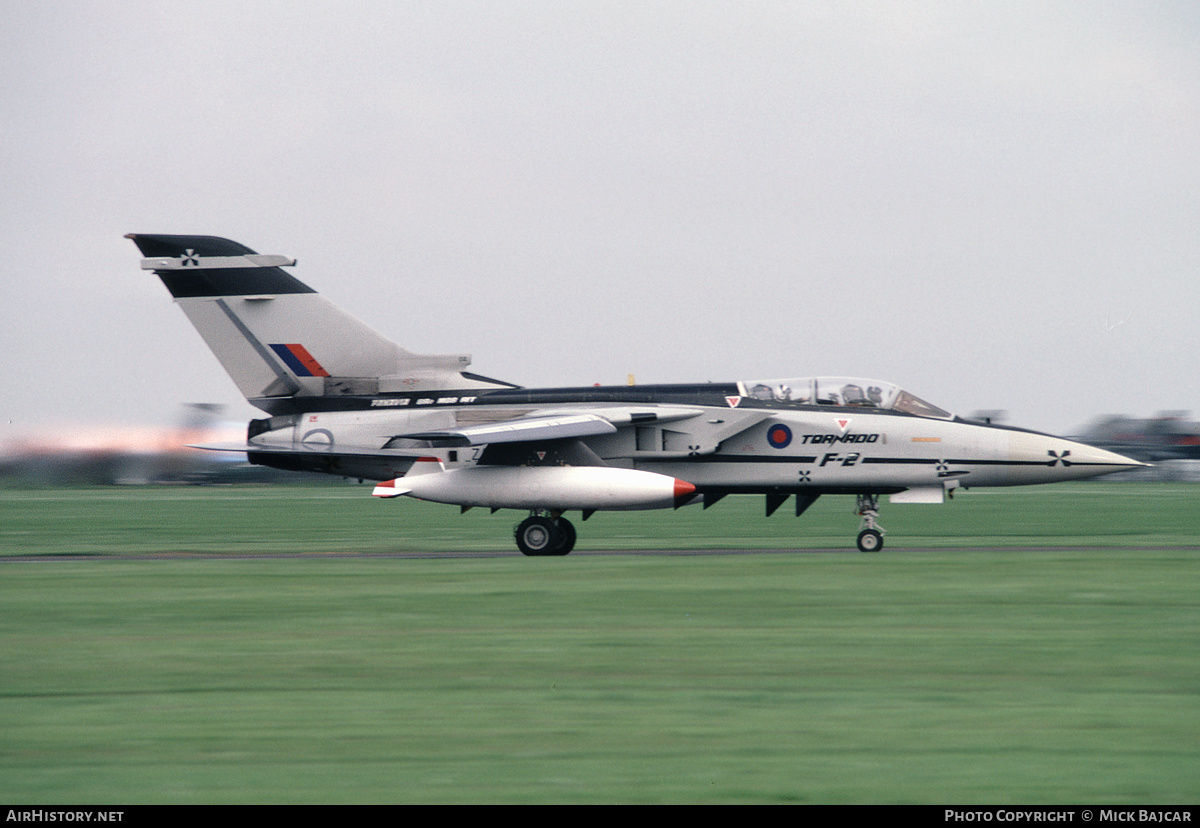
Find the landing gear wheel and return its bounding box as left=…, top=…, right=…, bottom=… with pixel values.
left=854, top=494, right=886, bottom=552
left=515, top=516, right=558, bottom=556
left=857, top=529, right=884, bottom=553
left=552, top=518, right=576, bottom=556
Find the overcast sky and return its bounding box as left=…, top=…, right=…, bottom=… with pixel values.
left=3, top=1, right=1198, bottom=440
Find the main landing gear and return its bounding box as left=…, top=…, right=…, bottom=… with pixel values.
left=855, top=494, right=886, bottom=553
left=514, top=511, right=577, bottom=556
left=513, top=497, right=890, bottom=555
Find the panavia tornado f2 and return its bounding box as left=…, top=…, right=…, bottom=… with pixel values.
left=128, top=234, right=1146, bottom=554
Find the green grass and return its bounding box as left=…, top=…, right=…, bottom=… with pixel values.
left=0, top=483, right=1198, bottom=803
left=2, top=481, right=1199, bottom=556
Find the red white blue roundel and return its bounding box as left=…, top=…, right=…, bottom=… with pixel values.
left=767, top=423, right=793, bottom=449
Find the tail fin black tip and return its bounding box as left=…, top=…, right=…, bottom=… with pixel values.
left=126, top=234, right=259, bottom=259
left=127, top=233, right=314, bottom=299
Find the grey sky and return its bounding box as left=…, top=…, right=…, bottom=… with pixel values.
left=3, top=1, right=1198, bottom=440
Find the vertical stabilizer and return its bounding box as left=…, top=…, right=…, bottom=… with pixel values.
left=128, top=234, right=513, bottom=411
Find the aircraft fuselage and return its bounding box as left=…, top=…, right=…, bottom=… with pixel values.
left=246, top=382, right=1138, bottom=498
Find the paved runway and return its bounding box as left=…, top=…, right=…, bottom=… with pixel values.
left=4, top=544, right=1197, bottom=563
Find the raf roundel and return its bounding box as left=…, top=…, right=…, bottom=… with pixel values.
left=767, top=423, right=793, bottom=449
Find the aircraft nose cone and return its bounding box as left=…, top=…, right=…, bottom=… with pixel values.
left=1070, top=443, right=1147, bottom=469
left=988, top=431, right=1147, bottom=485
left=1048, top=439, right=1148, bottom=479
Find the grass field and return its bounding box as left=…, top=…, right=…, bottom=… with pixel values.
left=1, top=483, right=1198, bottom=803
left=3, top=480, right=1199, bottom=556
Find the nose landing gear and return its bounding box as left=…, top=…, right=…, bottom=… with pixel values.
left=855, top=494, right=886, bottom=553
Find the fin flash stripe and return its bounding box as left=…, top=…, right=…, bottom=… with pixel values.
left=270, top=343, right=330, bottom=377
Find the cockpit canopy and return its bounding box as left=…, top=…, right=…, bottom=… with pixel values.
left=738, top=377, right=952, bottom=419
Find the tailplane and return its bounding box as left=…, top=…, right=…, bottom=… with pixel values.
left=128, top=234, right=515, bottom=412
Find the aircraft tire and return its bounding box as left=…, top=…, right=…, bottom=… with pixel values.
left=857, top=529, right=884, bottom=553
left=515, top=516, right=560, bottom=556
left=552, top=518, right=576, bottom=555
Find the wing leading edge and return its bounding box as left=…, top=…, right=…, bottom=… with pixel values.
left=394, top=412, right=618, bottom=447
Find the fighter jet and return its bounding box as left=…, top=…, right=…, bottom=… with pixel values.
left=127, top=234, right=1145, bottom=554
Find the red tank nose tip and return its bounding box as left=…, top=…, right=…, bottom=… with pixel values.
left=674, top=479, right=697, bottom=498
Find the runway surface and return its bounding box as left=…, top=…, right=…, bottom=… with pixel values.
left=4, top=545, right=1196, bottom=562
